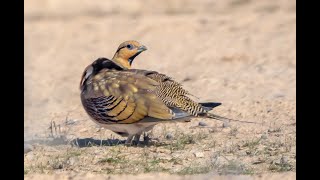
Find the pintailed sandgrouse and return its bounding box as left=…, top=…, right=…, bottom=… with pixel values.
left=80, top=40, right=235, bottom=144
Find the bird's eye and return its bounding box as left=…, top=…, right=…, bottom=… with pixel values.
left=126, top=44, right=134, bottom=50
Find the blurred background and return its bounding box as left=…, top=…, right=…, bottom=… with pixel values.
left=24, top=0, right=295, bottom=150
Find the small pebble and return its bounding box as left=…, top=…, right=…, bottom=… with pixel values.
left=68, top=157, right=79, bottom=166
left=261, top=133, right=268, bottom=140
left=209, top=127, right=217, bottom=133
left=222, top=121, right=230, bottom=128
left=252, top=158, right=265, bottom=164
left=194, top=152, right=205, bottom=158
left=198, top=121, right=207, bottom=126
left=165, top=133, right=173, bottom=140
left=281, top=156, right=288, bottom=164
left=65, top=119, right=78, bottom=125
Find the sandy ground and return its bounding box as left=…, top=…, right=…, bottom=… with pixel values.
left=24, top=0, right=296, bottom=179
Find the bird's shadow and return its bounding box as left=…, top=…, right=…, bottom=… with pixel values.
left=71, top=138, right=162, bottom=148
left=71, top=138, right=125, bottom=147
left=25, top=137, right=161, bottom=148
left=24, top=137, right=125, bottom=147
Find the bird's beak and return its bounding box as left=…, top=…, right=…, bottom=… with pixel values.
left=138, top=45, right=147, bottom=52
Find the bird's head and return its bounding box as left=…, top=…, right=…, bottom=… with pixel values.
left=112, top=40, right=147, bottom=69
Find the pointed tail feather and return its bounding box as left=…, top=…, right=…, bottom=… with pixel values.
left=204, top=113, right=260, bottom=124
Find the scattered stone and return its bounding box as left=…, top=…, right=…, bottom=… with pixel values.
left=268, top=128, right=281, bottom=133
left=165, top=133, right=174, bottom=140
left=280, top=156, right=288, bottom=165
left=261, top=133, right=268, bottom=140
left=252, top=158, right=265, bottom=164
left=209, top=127, right=217, bottom=133
left=222, top=121, right=230, bottom=128
left=198, top=121, right=207, bottom=126
left=65, top=119, right=78, bottom=125
left=68, top=157, right=79, bottom=166
left=194, top=152, right=205, bottom=158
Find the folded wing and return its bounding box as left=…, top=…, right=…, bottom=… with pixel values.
left=81, top=69, right=174, bottom=124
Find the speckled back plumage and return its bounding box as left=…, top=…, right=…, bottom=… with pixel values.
left=131, top=70, right=207, bottom=116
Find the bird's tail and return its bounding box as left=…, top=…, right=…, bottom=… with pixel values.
left=199, top=102, right=259, bottom=124
left=199, top=102, right=222, bottom=111
left=203, top=113, right=258, bottom=124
